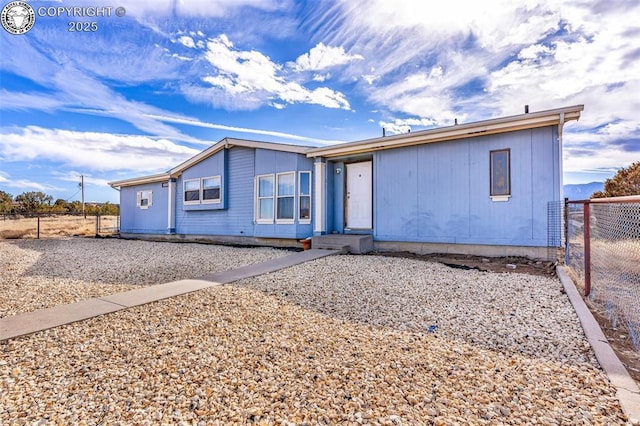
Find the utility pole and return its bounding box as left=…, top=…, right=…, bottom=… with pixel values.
left=81, top=174, right=85, bottom=218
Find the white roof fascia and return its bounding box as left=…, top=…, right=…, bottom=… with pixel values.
left=109, top=172, right=170, bottom=189
left=306, top=105, right=583, bottom=158
left=169, top=138, right=311, bottom=177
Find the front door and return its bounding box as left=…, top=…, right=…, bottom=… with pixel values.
left=345, top=161, right=372, bottom=229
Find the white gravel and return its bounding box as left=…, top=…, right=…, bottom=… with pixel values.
left=235, top=254, right=597, bottom=365
left=0, top=239, right=629, bottom=424
left=0, top=238, right=288, bottom=318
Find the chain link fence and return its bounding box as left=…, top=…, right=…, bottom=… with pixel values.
left=566, top=196, right=640, bottom=350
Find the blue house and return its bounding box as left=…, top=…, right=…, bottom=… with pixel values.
left=109, top=105, right=583, bottom=258
left=110, top=138, right=314, bottom=244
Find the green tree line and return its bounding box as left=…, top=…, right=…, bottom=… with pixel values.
left=0, top=190, right=119, bottom=215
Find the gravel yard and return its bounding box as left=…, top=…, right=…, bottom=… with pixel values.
left=0, top=239, right=629, bottom=424
left=0, top=238, right=287, bottom=318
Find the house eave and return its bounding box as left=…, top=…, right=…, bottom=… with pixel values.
left=109, top=173, right=170, bottom=189
left=306, top=105, right=583, bottom=158
left=169, top=137, right=312, bottom=177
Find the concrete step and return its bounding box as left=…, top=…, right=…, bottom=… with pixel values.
left=311, top=234, right=373, bottom=254
left=313, top=243, right=350, bottom=253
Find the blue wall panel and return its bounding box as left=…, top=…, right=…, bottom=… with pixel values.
left=369, top=126, right=559, bottom=247
left=173, top=147, right=314, bottom=239
left=175, top=147, right=254, bottom=236
left=119, top=182, right=168, bottom=234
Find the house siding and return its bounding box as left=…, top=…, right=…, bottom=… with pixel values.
left=253, top=148, right=315, bottom=239
left=172, top=146, right=314, bottom=239
left=119, top=182, right=168, bottom=234
left=175, top=147, right=254, bottom=236
left=371, top=126, right=559, bottom=247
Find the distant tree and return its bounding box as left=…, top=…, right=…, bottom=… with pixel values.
left=0, top=190, right=13, bottom=214
left=15, top=191, right=54, bottom=213
left=592, top=162, right=640, bottom=198
left=51, top=198, right=69, bottom=213
left=100, top=202, right=120, bottom=215
left=66, top=200, right=82, bottom=214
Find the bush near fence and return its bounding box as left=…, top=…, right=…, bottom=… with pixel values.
left=566, top=196, right=640, bottom=350
left=0, top=214, right=119, bottom=239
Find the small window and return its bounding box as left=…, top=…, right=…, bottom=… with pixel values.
left=202, top=176, right=221, bottom=203
left=299, top=171, right=311, bottom=222
left=257, top=175, right=274, bottom=222
left=137, top=190, right=152, bottom=209
left=276, top=172, right=295, bottom=222
left=490, top=149, right=511, bottom=199
left=184, top=179, right=200, bottom=204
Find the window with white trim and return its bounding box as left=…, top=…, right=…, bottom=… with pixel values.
left=256, top=174, right=274, bottom=222
left=202, top=176, right=221, bottom=203
left=276, top=172, right=295, bottom=222
left=298, top=171, right=311, bottom=222
left=184, top=176, right=221, bottom=205
left=136, top=190, right=152, bottom=209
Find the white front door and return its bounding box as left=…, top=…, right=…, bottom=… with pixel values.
left=346, top=161, right=372, bottom=229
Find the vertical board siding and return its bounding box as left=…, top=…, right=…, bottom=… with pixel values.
left=373, top=126, right=558, bottom=247
left=375, top=147, right=419, bottom=237
left=119, top=182, right=168, bottom=233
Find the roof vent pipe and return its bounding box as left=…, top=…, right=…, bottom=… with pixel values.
left=455, top=118, right=458, bottom=125
left=525, top=105, right=529, bottom=113
left=382, top=127, right=386, bottom=137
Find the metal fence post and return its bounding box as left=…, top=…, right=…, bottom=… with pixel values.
left=564, top=198, right=569, bottom=265
left=583, top=201, right=591, bottom=296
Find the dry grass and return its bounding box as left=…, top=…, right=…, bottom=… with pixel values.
left=0, top=215, right=118, bottom=239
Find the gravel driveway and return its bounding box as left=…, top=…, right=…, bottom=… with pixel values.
left=0, top=239, right=628, bottom=424
left=0, top=238, right=287, bottom=318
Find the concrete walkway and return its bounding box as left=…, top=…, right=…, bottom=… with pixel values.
left=557, top=266, right=640, bottom=425
left=0, top=248, right=341, bottom=341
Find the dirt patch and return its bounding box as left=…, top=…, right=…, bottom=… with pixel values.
left=373, top=251, right=557, bottom=277
left=373, top=251, right=640, bottom=386
left=587, top=302, right=640, bottom=384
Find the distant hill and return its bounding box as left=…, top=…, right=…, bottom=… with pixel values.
left=563, top=182, right=604, bottom=200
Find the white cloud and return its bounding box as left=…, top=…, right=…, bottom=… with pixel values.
left=144, top=114, right=344, bottom=145
left=177, top=35, right=196, bottom=48
left=0, top=127, right=199, bottom=173
left=187, top=34, right=351, bottom=110
left=379, top=117, right=438, bottom=135
left=292, top=42, right=363, bottom=72
left=313, top=73, right=330, bottom=82
left=0, top=90, right=66, bottom=111
left=0, top=172, right=61, bottom=192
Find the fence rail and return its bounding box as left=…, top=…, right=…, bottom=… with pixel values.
left=0, top=213, right=119, bottom=239
left=566, top=196, right=640, bottom=350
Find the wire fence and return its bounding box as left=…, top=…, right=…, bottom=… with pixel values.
left=0, top=213, right=119, bottom=239
left=566, top=196, right=640, bottom=350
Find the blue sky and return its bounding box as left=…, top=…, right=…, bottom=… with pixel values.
left=1, top=0, right=639, bottom=203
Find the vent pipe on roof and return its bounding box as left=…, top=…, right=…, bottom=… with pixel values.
left=454, top=118, right=458, bottom=125
left=525, top=105, right=529, bottom=113
left=382, top=127, right=386, bottom=137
